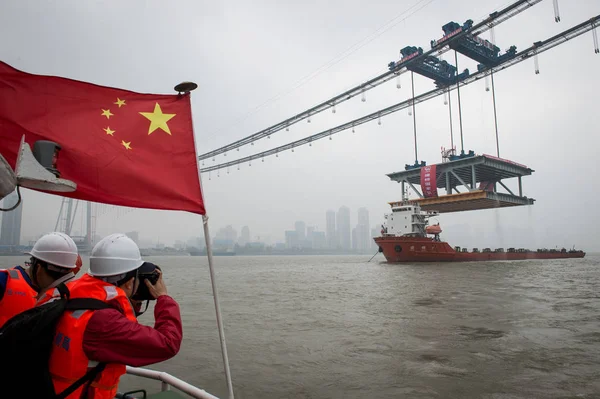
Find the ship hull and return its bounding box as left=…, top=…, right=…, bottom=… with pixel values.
left=374, top=236, right=585, bottom=263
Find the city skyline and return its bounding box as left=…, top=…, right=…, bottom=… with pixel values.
left=6, top=197, right=591, bottom=255
left=113, top=205, right=382, bottom=253
left=277, top=206, right=379, bottom=253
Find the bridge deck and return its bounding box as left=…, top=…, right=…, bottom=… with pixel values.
left=386, top=154, right=535, bottom=213
left=404, top=190, right=535, bottom=213
left=387, top=154, right=533, bottom=187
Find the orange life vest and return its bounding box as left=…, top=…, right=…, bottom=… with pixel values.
left=0, top=267, right=37, bottom=327
left=48, top=274, right=137, bottom=399
left=37, top=283, right=71, bottom=306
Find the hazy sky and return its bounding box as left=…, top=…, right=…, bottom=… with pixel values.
left=1, top=0, right=599, bottom=250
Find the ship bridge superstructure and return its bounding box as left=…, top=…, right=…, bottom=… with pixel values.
left=382, top=201, right=438, bottom=237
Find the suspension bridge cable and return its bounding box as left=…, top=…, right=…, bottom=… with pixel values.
left=199, top=14, right=600, bottom=173
left=197, top=0, right=544, bottom=160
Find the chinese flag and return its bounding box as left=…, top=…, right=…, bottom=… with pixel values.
left=0, top=61, right=205, bottom=215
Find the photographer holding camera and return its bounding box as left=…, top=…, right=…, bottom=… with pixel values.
left=46, top=233, right=182, bottom=399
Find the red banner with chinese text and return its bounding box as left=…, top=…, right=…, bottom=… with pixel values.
left=420, top=165, right=438, bottom=198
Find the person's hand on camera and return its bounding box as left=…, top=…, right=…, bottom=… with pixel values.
left=145, top=269, right=168, bottom=299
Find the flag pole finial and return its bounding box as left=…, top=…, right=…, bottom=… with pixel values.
left=174, top=81, right=198, bottom=95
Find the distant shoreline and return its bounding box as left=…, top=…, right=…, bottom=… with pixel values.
left=0, top=251, right=378, bottom=257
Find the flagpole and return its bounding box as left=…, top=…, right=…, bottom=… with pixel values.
left=202, top=214, right=235, bottom=399
left=177, top=82, right=235, bottom=399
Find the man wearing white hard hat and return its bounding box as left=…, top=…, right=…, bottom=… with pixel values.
left=46, top=233, right=182, bottom=399
left=0, top=232, right=80, bottom=327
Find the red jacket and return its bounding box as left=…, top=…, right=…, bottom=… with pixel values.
left=82, top=295, right=183, bottom=366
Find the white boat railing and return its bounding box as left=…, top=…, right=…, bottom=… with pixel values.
left=124, top=366, right=221, bottom=399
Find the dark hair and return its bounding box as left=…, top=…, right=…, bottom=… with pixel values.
left=31, top=257, right=71, bottom=280
left=115, top=268, right=139, bottom=287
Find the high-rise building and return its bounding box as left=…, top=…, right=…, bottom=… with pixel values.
left=358, top=208, right=369, bottom=230
left=337, top=206, right=351, bottom=250
left=213, top=225, right=237, bottom=249
left=295, top=221, right=306, bottom=242
left=0, top=191, right=23, bottom=247
left=356, top=207, right=370, bottom=253
left=302, top=225, right=315, bottom=249
left=312, top=231, right=326, bottom=249
left=352, top=227, right=358, bottom=251
left=215, top=225, right=237, bottom=242
left=326, top=210, right=337, bottom=249
left=239, top=226, right=250, bottom=246
left=285, top=230, right=299, bottom=249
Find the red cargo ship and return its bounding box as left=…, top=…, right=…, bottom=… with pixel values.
left=373, top=201, right=585, bottom=263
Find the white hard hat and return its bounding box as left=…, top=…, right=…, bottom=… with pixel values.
left=89, top=233, right=143, bottom=277
left=26, top=232, right=79, bottom=269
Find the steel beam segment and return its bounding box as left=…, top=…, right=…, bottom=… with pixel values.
left=498, top=180, right=515, bottom=195
left=450, top=170, right=471, bottom=191
left=490, top=191, right=534, bottom=205
left=436, top=170, right=445, bottom=187
left=406, top=180, right=423, bottom=198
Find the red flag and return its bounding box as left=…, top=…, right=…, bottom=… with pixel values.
left=0, top=61, right=205, bottom=214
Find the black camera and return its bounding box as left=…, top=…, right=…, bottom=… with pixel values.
left=132, top=262, right=161, bottom=301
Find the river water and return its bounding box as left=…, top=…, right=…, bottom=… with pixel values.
left=2, top=254, right=600, bottom=398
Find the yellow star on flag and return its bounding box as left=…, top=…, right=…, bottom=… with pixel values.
left=139, top=103, right=176, bottom=135
left=101, top=109, right=113, bottom=119
left=122, top=140, right=132, bottom=150
left=104, top=127, right=115, bottom=136
left=114, top=98, right=126, bottom=108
